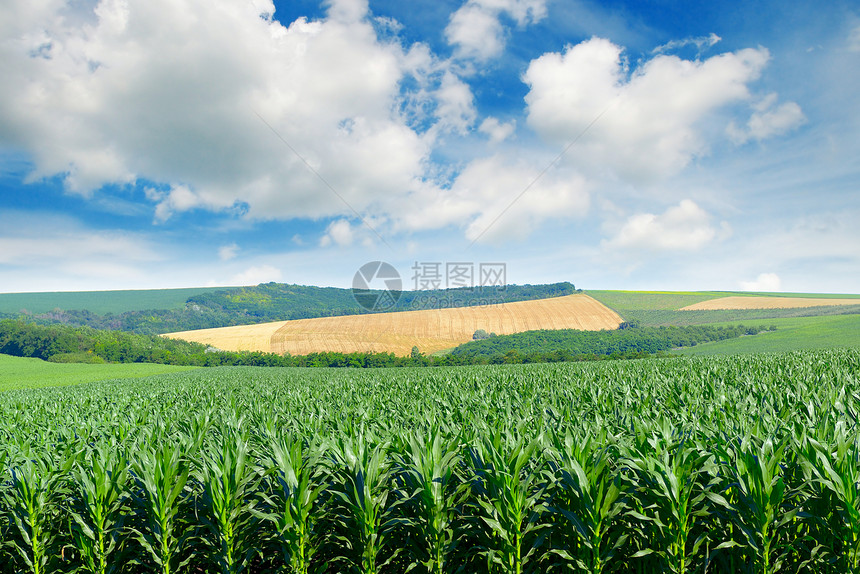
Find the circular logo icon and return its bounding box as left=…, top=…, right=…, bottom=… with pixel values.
left=352, top=261, right=402, bottom=311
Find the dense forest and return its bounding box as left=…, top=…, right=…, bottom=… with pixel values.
left=0, top=319, right=770, bottom=368
left=0, top=282, right=579, bottom=335
left=449, top=324, right=776, bottom=361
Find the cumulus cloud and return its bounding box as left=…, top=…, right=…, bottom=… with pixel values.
left=740, top=272, right=781, bottom=292
left=604, top=200, right=718, bottom=251
left=479, top=117, right=516, bottom=143
left=524, top=37, right=771, bottom=184
left=434, top=71, right=477, bottom=133
left=394, top=154, right=589, bottom=243
left=0, top=0, right=443, bottom=223
left=445, top=0, right=547, bottom=61
left=727, top=93, right=806, bottom=144
left=320, top=219, right=355, bottom=247
left=147, top=185, right=204, bottom=223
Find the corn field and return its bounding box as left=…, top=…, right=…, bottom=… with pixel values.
left=1, top=349, right=859, bottom=573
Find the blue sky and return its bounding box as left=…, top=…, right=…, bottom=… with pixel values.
left=1, top=0, right=858, bottom=294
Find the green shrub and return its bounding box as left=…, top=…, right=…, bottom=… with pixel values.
left=48, top=352, right=105, bottom=364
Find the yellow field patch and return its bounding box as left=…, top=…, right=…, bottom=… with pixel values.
left=166, top=321, right=281, bottom=353
left=164, top=294, right=623, bottom=356
left=680, top=296, right=860, bottom=311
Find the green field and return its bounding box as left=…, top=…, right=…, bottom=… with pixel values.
left=0, top=286, right=231, bottom=315
left=675, top=314, right=860, bottom=355
left=1, top=350, right=859, bottom=572
left=0, top=354, right=198, bottom=391
left=587, top=289, right=860, bottom=353
left=587, top=289, right=860, bottom=313
left=605, top=303, right=860, bottom=328
left=585, top=289, right=730, bottom=311
left=726, top=291, right=860, bottom=299
left=3, top=286, right=859, bottom=572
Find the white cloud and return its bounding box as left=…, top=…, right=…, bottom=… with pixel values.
left=151, top=185, right=203, bottom=222
left=0, top=0, right=448, bottom=223
left=652, top=33, right=721, bottom=55
left=218, top=243, right=239, bottom=261
left=604, top=199, right=718, bottom=251
left=740, top=272, right=781, bottom=292
left=326, top=0, right=369, bottom=23
left=727, top=93, right=806, bottom=144
left=434, top=71, right=477, bottom=133
left=445, top=4, right=504, bottom=61
left=479, top=117, right=516, bottom=143
left=231, top=265, right=282, bottom=286
left=320, top=219, right=355, bottom=247
left=524, top=37, right=771, bottom=184
left=445, top=0, right=547, bottom=61
left=395, top=154, right=590, bottom=243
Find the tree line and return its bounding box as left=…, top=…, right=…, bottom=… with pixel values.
left=450, top=323, right=776, bottom=361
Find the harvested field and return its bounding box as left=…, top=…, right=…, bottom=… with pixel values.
left=165, top=321, right=282, bottom=353
left=681, top=296, right=860, bottom=311
left=164, top=294, right=623, bottom=356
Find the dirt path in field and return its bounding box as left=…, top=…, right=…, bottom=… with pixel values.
left=164, top=294, right=623, bottom=356
left=681, top=296, right=860, bottom=311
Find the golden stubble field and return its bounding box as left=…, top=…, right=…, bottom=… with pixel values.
left=681, top=296, right=860, bottom=311
left=164, top=294, right=623, bottom=356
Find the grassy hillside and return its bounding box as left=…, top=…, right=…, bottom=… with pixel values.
left=1, top=282, right=579, bottom=334
left=167, top=293, right=621, bottom=356
left=0, top=353, right=197, bottom=391
left=675, top=314, right=860, bottom=355
left=0, top=286, right=231, bottom=314
left=726, top=291, right=860, bottom=299
left=585, top=290, right=730, bottom=311
left=587, top=289, right=860, bottom=355
left=587, top=290, right=860, bottom=327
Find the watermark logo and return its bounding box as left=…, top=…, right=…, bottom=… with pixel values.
left=411, top=261, right=506, bottom=292
left=409, top=261, right=508, bottom=309
left=352, top=261, right=402, bottom=311
left=352, top=261, right=508, bottom=311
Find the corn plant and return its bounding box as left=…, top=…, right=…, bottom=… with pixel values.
left=714, top=436, right=798, bottom=574
left=0, top=445, right=8, bottom=551
left=194, top=417, right=263, bottom=574
left=394, top=428, right=467, bottom=574
left=128, top=435, right=194, bottom=574
left=546, top=431, right=628, bottom=574
left=67, top=443, right=131, bottom=574
left=2, top=447, right=76, bottom=574
left=325, top=434, right=394, bottom=574
left=468, top=429, right=548, bottom=574
left=622, top=433, right=717, bottom=574
left=800, top=424, right=860, bottom=571
left=257, top=433, right=325, bottom=574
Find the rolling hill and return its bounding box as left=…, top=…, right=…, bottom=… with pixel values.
left=164, top=293, right=623, bottom=356
left=0, top=282, right=578, bottom=334
left=680, top=295, right=860, bottom=310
